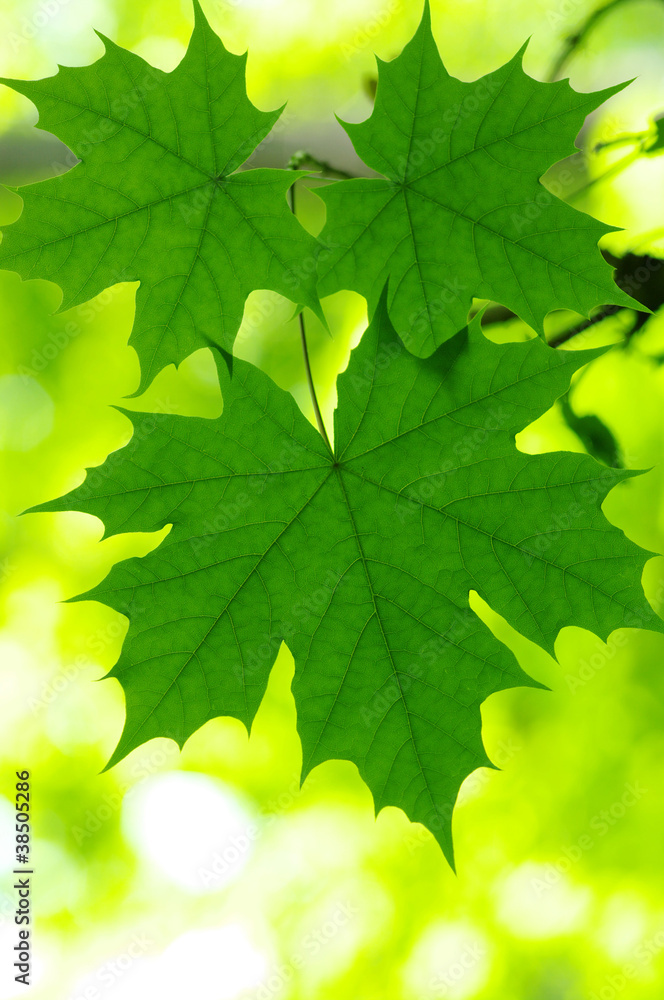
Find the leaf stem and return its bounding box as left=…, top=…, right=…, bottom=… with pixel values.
left=547, top=305, right=636, bottom=348
left=547, top=0, right=628, bottom=81
left=287, top=150, right=357, bottom=180
left=567, top=147, right=642, bottom=202
left=287, top=176, right=333, bottom=454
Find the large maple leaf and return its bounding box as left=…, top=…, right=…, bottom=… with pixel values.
left=317, top=2, right=639, bottom=356
left=0, top=1, right=322, bottom=391
left=31, top=291, right=661, bottom=864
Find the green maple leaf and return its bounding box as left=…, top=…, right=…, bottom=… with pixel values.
left=317, top=3, right=639, bottom=356
left=0, top=1, right=322, bottom=391
left=32, top=291, right=661, bottom=864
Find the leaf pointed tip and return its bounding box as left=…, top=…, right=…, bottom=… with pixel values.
left=414, top=0, right=437, bottom=48
left=93, top=29, right=114, bottom=48
left=19, top=500, right=46, bottom=518
left=209, top=343, right=234, bottom=380
left=109, top=403, right=138, bottom=422
left=191, top=0, right=223, bottom=43
left=310, top=298, right=331, bottom=337
left=334, top=111, right=353, bottom=137
left=372, top=279, right=392, bottom=326
left=437, top=827, right=456, bottom=872
left=101, top=743, right=126, bottom=773
left=512, top=36, right=532, bottom=65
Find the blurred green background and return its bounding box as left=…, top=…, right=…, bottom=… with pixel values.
left=2, top=0, right=664, bottom=997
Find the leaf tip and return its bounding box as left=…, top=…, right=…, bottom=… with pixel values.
left=101, top=739, right=128, bottom=773
left=18, top=501, right=43, bottom=518
left=93, top=29, right=113, bottom=50
left=436, top=823, right=456, bottom=872
left=334, top=111, right=352, bottom=135
left=209, top=343, right=234, bottom=381
left=421, top=0, right=432, bottom=23
left=191, top=0, right=228, bottom=48
left=512, top=36, right=532, bottom=65
left=109, top=404, right=140, bottom=428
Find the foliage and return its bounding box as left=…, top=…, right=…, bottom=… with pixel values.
left=0, top=1, right=322, bottom=392
left=1, top=0, right=660, bottom=864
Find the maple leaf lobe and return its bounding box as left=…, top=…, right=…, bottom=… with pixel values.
left=317, top=2, right=639, bottom=355
left=0, top=0, right=323, bottom=391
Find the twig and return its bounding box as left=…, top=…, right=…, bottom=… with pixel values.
left=287, top=176, right=333, bottom=454
left=548, top=0, right=631, bottom=81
